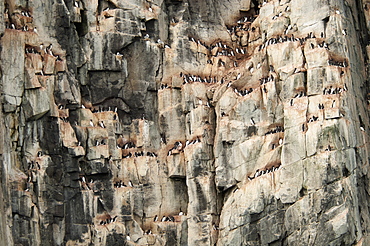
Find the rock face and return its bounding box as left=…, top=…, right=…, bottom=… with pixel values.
left=0, top=0, right=370, bottom=245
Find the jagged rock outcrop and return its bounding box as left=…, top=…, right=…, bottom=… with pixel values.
left=0, top=0, right=370, bottom=245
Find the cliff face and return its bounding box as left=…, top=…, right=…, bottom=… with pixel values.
left=0, top=0, right=370, bottom=245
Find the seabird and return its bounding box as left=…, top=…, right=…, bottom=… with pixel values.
left=177, top=142, right=183, bottom=149
left=179, top=211, right=184, bottom=216
left=126, top=235, right=131, bottom=241
left=90, top=119, right=94, bottom=127
left=99, top=121, right=106, bottom=128
left=128, top=180, right=133, bottom=187
left=149, top=7, right=153, bottom=12
left=161, top=216, right=166, bottom=222
left=250, top=118, right=255, bottom=125
left=279, top=138, right=283, bottom=145
left=236, top=73, right=241, bottom=80
left=254, top=169, right=259, bottom=178
left=112, top=216, right=118, bottom=222
left=74, top=1, right=79, bottom=7
left=144, top=34, right=150, bottom=39
left=154, top=215, right=158, bottom=222
left=342, top=29, right=347, bottom=35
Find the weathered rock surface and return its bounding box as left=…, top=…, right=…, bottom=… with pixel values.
left=0, top=0, right=370, bottom=245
